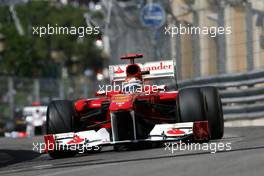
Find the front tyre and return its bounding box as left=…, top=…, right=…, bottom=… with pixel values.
left=46, top=100, right=77, bottom=159
left=177, top=87, right=224, bottom=140
left=178, top=88, right=206, bottom=123
left=201, top=87, right=224, bottom=139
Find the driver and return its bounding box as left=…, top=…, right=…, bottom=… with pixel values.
left=122, top=77, right=143, bottom=93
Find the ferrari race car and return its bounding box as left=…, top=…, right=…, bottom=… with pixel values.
left=44, top=54, right=224, bottom=159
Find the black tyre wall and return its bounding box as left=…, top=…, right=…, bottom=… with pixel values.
left=46, top=100, right=75, bottom=134
left=178, top=88, right=206, bottom=123
left=46, top=100, right=77, bottom=159
left=178, top=87, right=224, bottom=140
left=200, top=87, right=224, bottom=139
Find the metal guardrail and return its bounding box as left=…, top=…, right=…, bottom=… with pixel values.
left=178, top=69, right=264, bottom=120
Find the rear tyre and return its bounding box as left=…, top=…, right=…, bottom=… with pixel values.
left=46, top=100, right=77, bottom=159
left=200, top=87, right=224, bottom=139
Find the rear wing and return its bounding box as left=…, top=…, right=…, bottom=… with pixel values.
left=109, top=60, right=176, bottom=83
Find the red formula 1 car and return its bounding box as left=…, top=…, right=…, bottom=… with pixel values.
left=44, top=54, right=224, bottom=158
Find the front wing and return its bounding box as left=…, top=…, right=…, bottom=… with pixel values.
left=44, top=121, right=209, bottom=153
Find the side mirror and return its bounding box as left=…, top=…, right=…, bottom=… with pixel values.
left=96, top=90, right=106, bottom=96
left=141, top=70, right=150, bottom=75
left=156, top=85, right=167, bottom=91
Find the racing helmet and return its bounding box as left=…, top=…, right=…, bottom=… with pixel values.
left=123, top=77, right=143, bottom=93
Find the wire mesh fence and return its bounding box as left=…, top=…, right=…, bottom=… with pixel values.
left=0, top=76, right=106, bottom=122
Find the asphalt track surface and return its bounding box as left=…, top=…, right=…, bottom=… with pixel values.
left=0, top=127, right=264, bottom=176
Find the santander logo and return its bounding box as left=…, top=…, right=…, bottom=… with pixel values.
left=114, top=66, right=124, bottom=74
left=67, top=135, right=84, bottom=144
left=166, top=128, right=186, bottom=136
left=143, top=62, right=172, bottom=71
left=113, top=61, right=173, bottom=76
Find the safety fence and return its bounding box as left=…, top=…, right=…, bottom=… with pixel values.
left=1, top=69, right=264, bottom=122
left=0, top=76, right=105, bottom=122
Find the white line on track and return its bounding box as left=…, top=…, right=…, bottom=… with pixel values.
left=32, top=164, right=53, bottom=169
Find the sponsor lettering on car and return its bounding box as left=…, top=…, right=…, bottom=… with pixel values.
left=67, top=135, right=85, bottom=145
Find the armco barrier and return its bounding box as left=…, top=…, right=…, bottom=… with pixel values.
left=178, top=70, right=264, bottom=120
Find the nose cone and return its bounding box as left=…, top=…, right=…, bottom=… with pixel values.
left=109, top=94, right=134, bottom=111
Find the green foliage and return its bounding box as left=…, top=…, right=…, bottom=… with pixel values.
left=0, top=1, right=103, bottom=78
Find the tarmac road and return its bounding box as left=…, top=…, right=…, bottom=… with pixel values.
left=0, top=127, right=264, bottom=176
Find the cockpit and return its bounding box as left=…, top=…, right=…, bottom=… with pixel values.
left=122, top=77, right=143, bottom=93
left=122, top=83, right=142, bottom=93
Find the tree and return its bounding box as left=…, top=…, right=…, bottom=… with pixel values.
left=0, top=1, right=103, bottom=78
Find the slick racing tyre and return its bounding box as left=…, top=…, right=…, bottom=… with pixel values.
left=46, top=100, right=77, bottom=159
left=177, top=87, right=223, bottom=140
left=178, top=87, right=206, bottom=123
left=200, top=87, right=224, bottom=139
